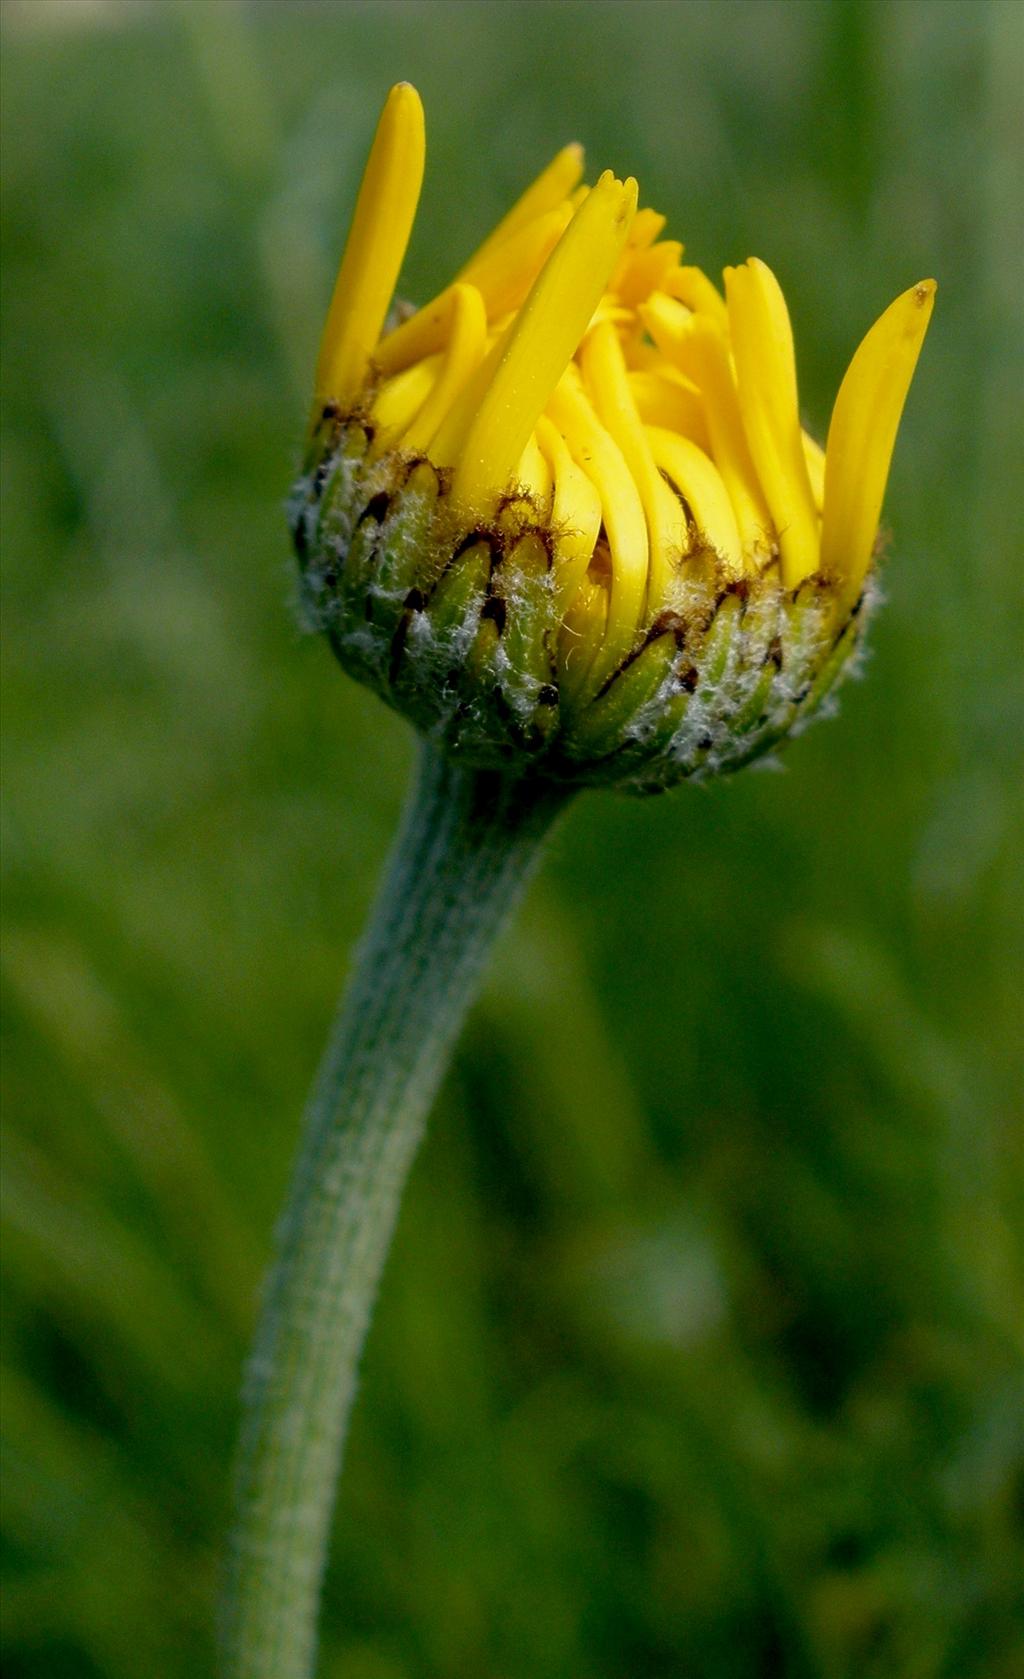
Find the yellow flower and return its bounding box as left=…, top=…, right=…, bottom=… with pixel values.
left=293, top=84, right=934, bottom=791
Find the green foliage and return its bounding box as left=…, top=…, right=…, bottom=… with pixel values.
left=2, top=2, right=1021, bottom=1676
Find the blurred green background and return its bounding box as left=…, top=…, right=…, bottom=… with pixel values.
left=3, top=1, right=1022, bottom=1675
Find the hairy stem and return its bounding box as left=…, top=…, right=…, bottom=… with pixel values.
left=221, top=743, right=568, bottom=1679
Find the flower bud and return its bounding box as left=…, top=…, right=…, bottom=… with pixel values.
left=292, top=84, right=933, bottom=793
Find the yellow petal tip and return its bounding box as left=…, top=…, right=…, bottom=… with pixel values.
left=820, top=277, right=936, bottom=591
left=313, top=81, right=426, bottom=414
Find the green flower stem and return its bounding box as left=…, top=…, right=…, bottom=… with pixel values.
left=222, top=743, right=569, bottom=1679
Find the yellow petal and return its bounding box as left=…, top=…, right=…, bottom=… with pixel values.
left=614, top=241, right=685, bottom=308
left=664, top=265, right=728, bottom=328
left=313, top=84, right=425, bottom=413
left=608, top=208, right=669, bottom=296
left=369, top=358, right=439, bottom=449
left=375, top=206, right=572, bottom=376
left=461, top=204, right=576, bottom=322
left=623, top=207, right=668, bottom=250
left=725, top=257, right=819, bottom=585
left=557, top=575, right=609, bottom=706
left=581, top=319, right=688, bottom=611
left=547, top=369, right=648, bottom=690
left=456, top=142, right=585, bottom=283
left=820, top=279, right=936, bottom=594
left=536, top=416, right=602, bottom=611
left=514, top=432, right=554, bottom=520
left=627, top=369, right=709, bottom=451
left=638, top=290, right=694, bottom=360
left=639, top=291, right=734, bottom=419
left=802, top=431, right=826, bottom=510
left=675, top=317, right=773, bottom=565
left=646, top=426, right=744, bottom=574
left=401, top=285, right=487, bottom=452
left=447, top=171, right=638, bottom=514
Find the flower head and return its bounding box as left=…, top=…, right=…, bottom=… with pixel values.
left=292, top=84, right=933, bottom=791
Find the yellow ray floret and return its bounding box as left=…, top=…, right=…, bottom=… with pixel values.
left=627, top=370, right=709, bottom=452
left=821, top=280, right=936, bottom=595
left=535, top=415, right=602, bottom=610
left=314, top=83, right=425, bottom=413
left=401, top=284, right=488, bottom=453
left=646, top=427, right=743, bottom=575
left=444, top=172, right=639, bottom=513
left=670, top=313, right=774, bottom=560
left=665, top=265, right=728, bottom=327
left=580, top=319, right=688, bottom=611
left=370, top=358, right=438, bottom=449
left=513, top=432, right=554, bottom=522
left=547, top=368, right=649, bottom=690
left=724, top=258, right=819, bottom=585
left=456, top=142, right=585, bottom=283
left=376, top=206, right=573, bottom=378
